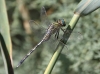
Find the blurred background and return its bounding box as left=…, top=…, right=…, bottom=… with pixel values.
left=0, top=0, right=100, bottom=74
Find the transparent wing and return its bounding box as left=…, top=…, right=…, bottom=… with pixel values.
left=61, top=30, right=84, bottom=55
left=40, top=7, right=51, bottom=27
left=29, top=20, right=45, bottom=41
left=60, top=28, right=84, bottom=41
left=53, top=29, right=84, bottom=47
left=64, top=30, right=84, bottom=42
left=29, top=20, right=40, bottom=30
left=29, top=7, right=51, bottom=42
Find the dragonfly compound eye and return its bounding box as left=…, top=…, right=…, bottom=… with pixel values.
left=61, top=19, right=66, bottom=26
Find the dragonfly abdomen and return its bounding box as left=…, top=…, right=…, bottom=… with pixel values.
left=42, top=24, right=58, bottom=41
left=42, top=33, right=51, bottom=41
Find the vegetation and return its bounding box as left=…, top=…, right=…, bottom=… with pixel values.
left=0, top=0, right=100, bottom=74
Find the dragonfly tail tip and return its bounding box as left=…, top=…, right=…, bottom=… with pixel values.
left=16, top=63, right=22, bottom=68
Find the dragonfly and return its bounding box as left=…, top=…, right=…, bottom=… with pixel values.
left=16, top=7, right=67, bottom=68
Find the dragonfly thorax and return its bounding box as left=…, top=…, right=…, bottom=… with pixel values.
left=57, top=19, right=66, bottom=27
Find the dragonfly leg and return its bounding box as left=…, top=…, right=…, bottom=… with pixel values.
left=61, top=28, right=72, bottom=35
left=61, top=28, right=65, bottom=33
left=55, top=29, right=59, bottom=39
left=56, top=38, right=68, bottom=49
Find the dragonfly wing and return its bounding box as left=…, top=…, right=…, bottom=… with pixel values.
left=54, top=28, right=84, bottom=45
left=29, top=20, right=40, bottom=30
left=50, top=29, right=84, bottom=51
left=40, top=7, right=51, bottom=27
left=60, top=29, right=84, bottom=41
left=29, top=20, right=45, bottom=41
left=67, top=31, right=84, bottom=41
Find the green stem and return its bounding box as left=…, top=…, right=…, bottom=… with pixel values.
left=44, top=14, right=80, bottom=74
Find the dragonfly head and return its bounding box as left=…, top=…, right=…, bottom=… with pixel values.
left=57, top=19, right=66, bottom=27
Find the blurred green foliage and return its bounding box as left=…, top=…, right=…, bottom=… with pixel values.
left=0, top=0, right=100, bottom=74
